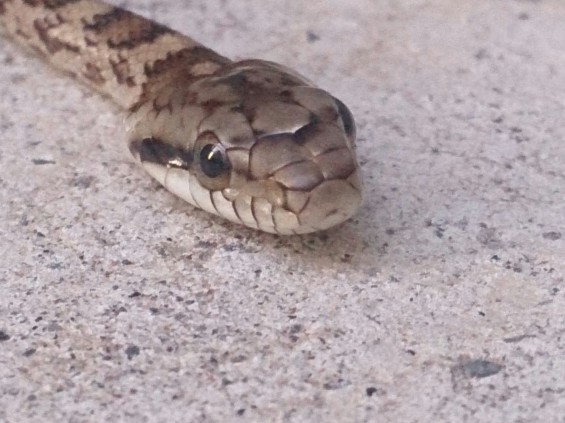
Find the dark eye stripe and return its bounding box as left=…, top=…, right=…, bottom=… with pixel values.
left=130, top=137, right=193, bottom=170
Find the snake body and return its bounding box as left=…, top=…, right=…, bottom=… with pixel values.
left=0, top=0, right=362, bottom=234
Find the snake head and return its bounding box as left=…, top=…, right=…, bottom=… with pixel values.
left=127, top=59, right=362, bottom=234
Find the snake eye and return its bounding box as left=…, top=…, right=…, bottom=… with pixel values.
left=194, top=132, right=231, bottom=191
left=200, top=144, right=229, bottom=178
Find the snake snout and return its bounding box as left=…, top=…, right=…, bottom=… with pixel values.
left=293, top=167, right=363, bottom=233
left=243, top=125, right=363, bottom=234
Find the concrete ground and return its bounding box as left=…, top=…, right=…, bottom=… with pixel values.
left=1, top=0, right=564, bottom=421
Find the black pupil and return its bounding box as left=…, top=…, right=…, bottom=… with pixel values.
left=200, top=144, right=228, bottom=178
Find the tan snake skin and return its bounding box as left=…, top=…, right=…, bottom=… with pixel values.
left=0, top=0, right=363, bottom=234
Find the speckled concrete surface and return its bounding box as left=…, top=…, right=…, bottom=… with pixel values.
left=1, top=0, right=564, bottom=422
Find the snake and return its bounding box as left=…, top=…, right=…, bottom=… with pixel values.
left=0, top=0, right=363, bottom=234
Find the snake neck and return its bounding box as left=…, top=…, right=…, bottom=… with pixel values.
left=0, top=0, right=231, bottom=109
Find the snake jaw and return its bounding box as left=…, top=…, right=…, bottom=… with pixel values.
left=235, top=180, right=286, bottom=208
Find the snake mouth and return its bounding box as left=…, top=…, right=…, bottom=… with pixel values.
left=225, top=168, right=362, bottom=234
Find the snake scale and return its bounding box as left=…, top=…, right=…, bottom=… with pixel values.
left=0, top=0, right=363, bottom=234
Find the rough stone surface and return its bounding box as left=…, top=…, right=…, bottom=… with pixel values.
left=0, top=0, right=564, bottom=422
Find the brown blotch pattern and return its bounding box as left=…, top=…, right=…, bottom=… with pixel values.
left=34, top=15, right=80, bottom=54
left=110, top=57, right=135, bottom=87
left=23, top=0, right=81, bottom=8
left=1, top=0, right=236, bottom=108
left=84, top=8, right=171, bottom=50
left=144, top=46, right=228, bottom=79
left=82, top=61, right=104, bottom=84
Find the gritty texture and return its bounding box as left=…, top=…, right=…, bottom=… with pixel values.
left=0, top=0, right=564, bottom=422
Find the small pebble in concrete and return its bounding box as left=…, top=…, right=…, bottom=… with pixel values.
left=125, top=345, right=140, bottom=360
